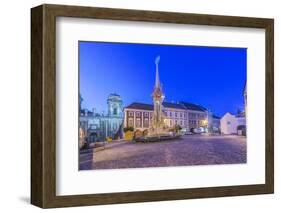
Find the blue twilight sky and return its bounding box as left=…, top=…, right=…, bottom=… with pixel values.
left=79, top=41, right=246, bottom=117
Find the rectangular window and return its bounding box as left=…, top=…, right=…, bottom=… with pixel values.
left=136, top=118, right=141, bottom=128
left=144, top=118, right=149, bottom=127
left=189, top=113, right=196, bottom=119
left=128, top=118, right=134, bottom=127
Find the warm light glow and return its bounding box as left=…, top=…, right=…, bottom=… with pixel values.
left=202, top=119, right=208, bottom=125
left=79, top=127, right=85, bottom=138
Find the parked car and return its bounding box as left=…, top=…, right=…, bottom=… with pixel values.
left=185, top=131, right=193, bottom=135
left=193, top=127, right=205, bottom=134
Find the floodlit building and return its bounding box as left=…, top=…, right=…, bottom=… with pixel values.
left=220, top=112, right=246, bottom=135
left=123, top=56, right=220, bottom=133
left=212, top=115, right=221, bottom=132
left=124, top=101, right=220, bottom=133
left=79, top=93, right=124, bottom=142
left=124, top=102, right=189, bottom=131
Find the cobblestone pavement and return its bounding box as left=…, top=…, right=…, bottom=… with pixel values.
left=79, top=135, right=246, bottom=170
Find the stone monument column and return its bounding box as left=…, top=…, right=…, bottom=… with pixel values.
left=151, top=56, right=165, bottom=133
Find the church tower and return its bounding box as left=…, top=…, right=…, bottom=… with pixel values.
left=151, top=56, right=165, bottom=130
left=107, top=93, right=123, bottom=117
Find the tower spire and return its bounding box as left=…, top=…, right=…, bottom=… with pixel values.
left=155, top=55, right=160, bottom=88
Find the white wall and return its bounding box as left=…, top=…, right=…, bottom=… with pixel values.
left=0, top=0, right=280, bottom=212
left=221, top=113, right=237, bottom=134
left=221, top=113, right=246, bottom=134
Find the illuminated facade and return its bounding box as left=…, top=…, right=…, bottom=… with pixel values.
left=123, top=56, right=220, bottom=133
left=79, top=93, right=123, bottom=142
left=124, top=102, right=220, bottom=132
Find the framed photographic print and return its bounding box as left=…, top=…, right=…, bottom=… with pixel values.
left=31, top=4, right=274, bottom=208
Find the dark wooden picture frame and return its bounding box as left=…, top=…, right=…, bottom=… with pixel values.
left=31, top=4, right=274, bottom=208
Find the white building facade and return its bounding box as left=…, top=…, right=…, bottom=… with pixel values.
left=220, top=112, right=246, bottom=135
left=79, top=93, right=124, bottom=142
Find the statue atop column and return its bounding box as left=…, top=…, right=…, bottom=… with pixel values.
left=135, top=56, right=179, bottom=142
left=135, top=56, right=181, bottom=142
left=151, top=55, right=166, bottom=134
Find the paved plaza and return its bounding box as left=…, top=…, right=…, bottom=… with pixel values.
left=79, top=135, right=246, bottom=170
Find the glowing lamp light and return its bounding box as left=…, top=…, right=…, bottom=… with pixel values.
left=203, top=120, right=208, bottom=125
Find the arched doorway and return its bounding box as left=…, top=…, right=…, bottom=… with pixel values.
left=237, top=125, right=246, bottom=136
left=88, top=132, right=98, bottom=143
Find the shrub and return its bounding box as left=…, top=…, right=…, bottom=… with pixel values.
left=123, top=127, right=134, bottom=132
left=134, top=129, right=143, bottom=138
left=143, top=129, right=148, bottom=136
left=175, top=124, right=182, bottom=130
left=80, top=142, right=89, bottom=150
left=124, top=131, right=134, bottom=141
left=106, top=137, right=112, bottom=142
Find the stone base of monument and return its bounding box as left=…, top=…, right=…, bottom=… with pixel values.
left=134, top=134, right=181, bottom=143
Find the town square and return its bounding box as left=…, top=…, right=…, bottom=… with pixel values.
left=79, top=41, right=247, bottom=170
left=80, top=135, right=246, bottom=170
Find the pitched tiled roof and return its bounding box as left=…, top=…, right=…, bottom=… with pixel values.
left=125, top=101, right=207, bottom=112
left=163, top=102, right=186, bottom=109
left=179, top=101, right=207, bottom=112
left=125, top=102, right=153, bottom=111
